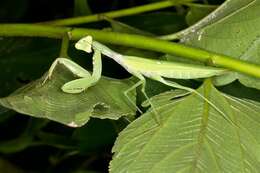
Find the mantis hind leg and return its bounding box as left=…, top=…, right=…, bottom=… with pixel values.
left=124, top=80, right=143, bottom=114
left=140, top=80, right=161, bottom=125
left=154, top=76, right=235, bottom=126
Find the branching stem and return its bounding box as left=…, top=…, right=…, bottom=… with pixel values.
left=40, top=0, right=193, bottom=26
left=0, top=24, right=260, bottom=78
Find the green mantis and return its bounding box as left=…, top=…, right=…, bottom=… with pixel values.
left=43, top=38, right=102, bottom=94
left=44, top=36, right=229, bottom=124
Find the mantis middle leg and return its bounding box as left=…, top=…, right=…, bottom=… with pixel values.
left=124, top=74, right=161, bottom=125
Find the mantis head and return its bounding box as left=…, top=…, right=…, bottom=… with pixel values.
left=75, top=36, right=93, bottom=53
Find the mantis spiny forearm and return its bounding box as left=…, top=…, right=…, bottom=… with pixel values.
left=43, top=37, right=102, bottom=94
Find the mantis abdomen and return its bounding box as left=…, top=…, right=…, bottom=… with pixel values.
left=122, top=55, right=227, bottom=79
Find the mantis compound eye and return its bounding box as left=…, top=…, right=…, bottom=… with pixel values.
left=75, top=35, right=93, bottom=53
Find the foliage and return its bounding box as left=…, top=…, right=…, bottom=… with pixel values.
left=0, top=0, right=259, bottom=173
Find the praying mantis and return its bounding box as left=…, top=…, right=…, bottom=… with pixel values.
left=44, top=36, right=229, bottom=124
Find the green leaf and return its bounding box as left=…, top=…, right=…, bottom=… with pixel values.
left=109, top=81, right=260, bottom=173
left=181, top=0, right=260, bottom=88
left=0, top=59, right=136, bottom=127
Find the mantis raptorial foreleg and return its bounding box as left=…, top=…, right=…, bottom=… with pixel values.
left=62, top=49, right=102, bottom=93
left=42, top=58, right=92, bottom=84
left=42, top=37, right=102, bottom=93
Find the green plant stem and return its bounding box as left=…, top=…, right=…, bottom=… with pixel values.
left=40, top=0, right=191, bottom=26
left=59, top=33, right=70, bottom=58
left=0, top=24, right=260, bottom=78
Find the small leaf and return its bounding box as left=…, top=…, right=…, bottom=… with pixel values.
left=109, top=80, right=260, bottom=173
left=0, top=59, right=136, bottom=127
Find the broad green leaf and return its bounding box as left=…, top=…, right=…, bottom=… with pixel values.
left=178, top=0, right=254, bottom=38
left=0, top=59, right=136, bottom=127
left=180, top=0, right=260, bottom=88
left=110, top=81, right=260, bottom=173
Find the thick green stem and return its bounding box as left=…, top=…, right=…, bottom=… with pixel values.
left=59, top=33, right=70, bottom=58
left=0, top=24, right=260, bottom=78
left=40, top=0, right=191, bottom=26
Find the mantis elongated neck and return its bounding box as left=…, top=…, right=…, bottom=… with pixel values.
left=92, top=41, right=124, bottom=64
